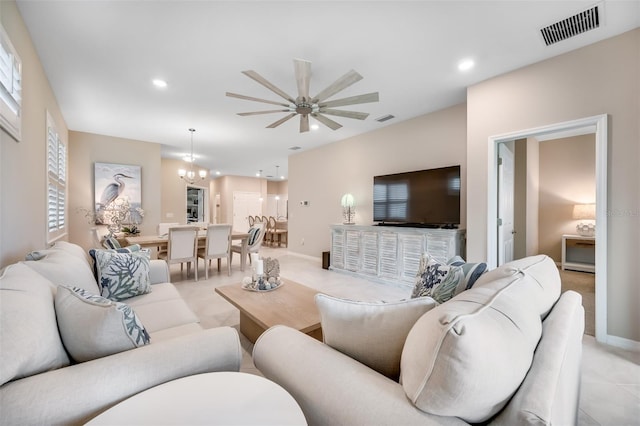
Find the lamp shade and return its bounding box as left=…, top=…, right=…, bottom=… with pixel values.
left=572, top=204, right=595, bottom=220
left=341, top=193, right=355, bottom=208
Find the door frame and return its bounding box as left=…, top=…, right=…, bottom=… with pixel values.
left=487, top=114, right=607, bottom=342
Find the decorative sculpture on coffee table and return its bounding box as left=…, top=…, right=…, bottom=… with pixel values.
left=242, top=256, right=282, bottom=291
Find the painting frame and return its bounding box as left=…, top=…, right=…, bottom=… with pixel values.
left=94, top=162, right=142, bottom=225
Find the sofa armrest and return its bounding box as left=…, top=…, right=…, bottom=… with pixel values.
left=0, top=326, right=241, bottom=425
left=253, top=326, right=467, bottom=426
left=149, top=259, right=170, bottom=284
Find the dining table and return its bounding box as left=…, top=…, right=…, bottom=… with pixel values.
left=125, top=231, right=251, bottom=271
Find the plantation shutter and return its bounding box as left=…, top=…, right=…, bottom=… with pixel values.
left=47, top=112, right=67, bottom=242
left=0, top=25, right=22, bottom=141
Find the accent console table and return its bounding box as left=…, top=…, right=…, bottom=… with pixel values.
left=330, top=224, right=465, bottom=286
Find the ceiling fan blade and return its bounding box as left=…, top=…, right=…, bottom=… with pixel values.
left=242, top=70, right=296, bottom=103
left=312, top=69, right=363, bottom=103
left=226, top=92, right=290, bottom=107
left=294, top=59, right=311, bottom=102
left=318, top=92, right=379, bottom=108
left=266, top=113, right=297, bottom=128
left=319, top=109, right=369, bottom=120
left=300, top=114, right=310, bottom=133
left=238, top=109, right=291, bottom=116
left=312, top=113, right=343, bottom=130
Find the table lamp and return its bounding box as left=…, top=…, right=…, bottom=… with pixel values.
left=572, top=203, right=595, bottom=237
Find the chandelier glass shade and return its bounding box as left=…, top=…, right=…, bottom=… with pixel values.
left=178, top=128, right=207, bottom=184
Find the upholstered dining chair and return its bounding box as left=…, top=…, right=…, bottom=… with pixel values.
left=231, top=222, right=266, bottom=267
left=158, top=226, right=199, bottom=281
left=197, top=224, right=232, bottom=279
left=156, top=222, right=180, bottom=256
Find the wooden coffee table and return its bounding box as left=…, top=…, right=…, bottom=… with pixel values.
left=216, top=279, right=323, bottom=344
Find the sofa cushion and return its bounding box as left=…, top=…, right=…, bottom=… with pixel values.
left=130, top=298, right=200, bottom=333
left=400, top=256, right=559, bottom=422
left=23, top=249, right=99, bottom=294
left=94, top=249, right=152, bottom=301
left=492, top=291, right=584, bottom=426
left=55, top=286, right=150, bottom=362
left=0, top=263, right=70, bottom=386
left=315, top=294, right=438, bottom=381
left=473, top=255, right=561, bottom=319
left=411, top=254, right=464, bottom=303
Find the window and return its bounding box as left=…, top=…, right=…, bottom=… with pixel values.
left=47, top=112, right=66, bottom=242
left=0, top=24, right=22, bottom=141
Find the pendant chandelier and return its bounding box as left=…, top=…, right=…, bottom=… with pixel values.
left=178, top=128, right=207, bottom=184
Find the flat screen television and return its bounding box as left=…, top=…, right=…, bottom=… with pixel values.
left=373, top=165, right=460, bottom=227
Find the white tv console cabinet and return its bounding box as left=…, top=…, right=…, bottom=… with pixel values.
left=330, top=224, right=466, bottom=286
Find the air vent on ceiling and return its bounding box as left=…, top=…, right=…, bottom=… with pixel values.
left=289, top=146, right=302, bottom=151
left=540, top=5, right=600, bottom=46
left=375, top=114, right=395, bottom=123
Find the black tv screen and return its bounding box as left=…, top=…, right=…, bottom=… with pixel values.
left=373, top=165, right=461, bottom=226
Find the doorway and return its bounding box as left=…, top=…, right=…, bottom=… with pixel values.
left=186, top=186, right=208, bottom=223
left=488, top=114, right=608, bottom=342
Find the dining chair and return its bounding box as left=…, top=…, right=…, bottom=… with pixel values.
left=197, top=224, right=232, bottom=279
left=158, top=226, right=199, bottom=281
left=247, top=216, right=255, bottom=227
left=265, top=216, right=276, bottom=246
left=274, top=219, right=288, bottom=247
left=156, top=222, right=180, bottom=256
left=231, top=222, right=266, bottom=267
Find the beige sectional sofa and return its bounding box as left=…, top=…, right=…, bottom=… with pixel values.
left=254, top=255, right=585, bottom=425
left=0, top=241, right=242, bottom=425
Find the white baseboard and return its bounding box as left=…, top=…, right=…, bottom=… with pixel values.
left=284, top=251, right=322, bottom=263
left=603, top=333, right=640, bottom=352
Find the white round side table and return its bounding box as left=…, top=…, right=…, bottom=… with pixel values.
left=87, top=372, right=307, bottom=425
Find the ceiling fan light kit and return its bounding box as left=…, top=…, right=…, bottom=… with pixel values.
left=227, top=59, right=379, bottom=133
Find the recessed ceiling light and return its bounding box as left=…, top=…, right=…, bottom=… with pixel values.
left=215, top=171, right=221, bottom=175
left=457, top=59, right=475, bottom=72
left=280, top=176, right=285, bottom=180
left=152, top=79, right=167, bottom=88
left=311, top=124, right=319, bottom=130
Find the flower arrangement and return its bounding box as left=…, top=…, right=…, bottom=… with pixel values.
left=77, top=198, right=144, bottom=238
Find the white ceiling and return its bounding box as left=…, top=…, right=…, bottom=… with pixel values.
left=16, top=0, right=639, bottom=180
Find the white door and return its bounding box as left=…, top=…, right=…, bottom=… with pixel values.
left=498, top=142, right=515, bottom=265
left=232, top=191, right=262, bottom=232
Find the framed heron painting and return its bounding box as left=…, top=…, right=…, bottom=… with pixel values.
left=94, top=162, right=142, bottom=225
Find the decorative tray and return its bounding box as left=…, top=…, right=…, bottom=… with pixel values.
left=241, top=277, right=283, bottom=292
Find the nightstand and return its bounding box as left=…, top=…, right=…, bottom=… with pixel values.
left=561, top=234, right=595, bottom=273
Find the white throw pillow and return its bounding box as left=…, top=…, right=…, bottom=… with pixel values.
left=55, top=286, right=150, bottom=362
left=0, top=263, right=70, bottom=386
left=94, top=250, right=152, bottom=301
left=315, top=294, right=437, bottom=380
left=400, top=255, right=561, bottom=423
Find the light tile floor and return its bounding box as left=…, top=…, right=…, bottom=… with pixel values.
left=172, top=247, right=640, bottom=426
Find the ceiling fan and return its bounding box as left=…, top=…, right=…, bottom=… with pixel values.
left=226, top=59, right=379, bottom=133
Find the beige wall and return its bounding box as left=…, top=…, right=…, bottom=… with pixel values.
left=538, top=134, right=596, bottom=262
left=288, top=103, right=467, bottom=258
left=68, top=132, right=162, bottom=251
left=160, top=157, right=211, bottom=225
left=467, top=29, right=639, bottom=341
left=211, top=175, right=268, bottom=227
left=0, top=1, right=68, bottom=267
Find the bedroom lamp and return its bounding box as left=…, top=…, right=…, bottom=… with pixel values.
left=341, top=193, right=355, bottom=225
left=572, top=203, right=595, bottom=237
